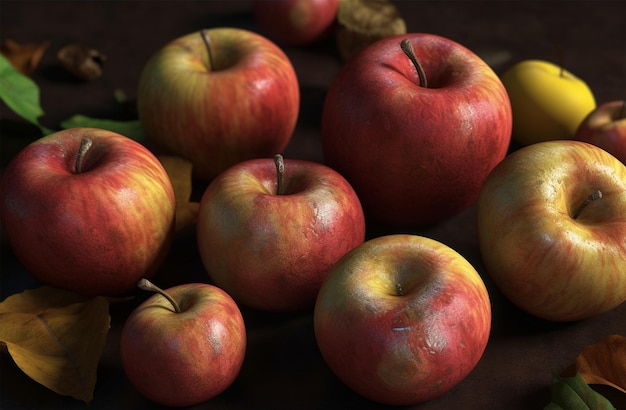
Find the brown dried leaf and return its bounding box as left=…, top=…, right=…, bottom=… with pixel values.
left=158, top=155, right=199, bottom=232
left=563, top=334, right=626, bottom=394
left=57, top=44, right=106, bottom=81
left=336, top=0, right=406, bottom=62
left=0, top=286, right=111, bottom=403
left=0, top=39, right=50, bottom=75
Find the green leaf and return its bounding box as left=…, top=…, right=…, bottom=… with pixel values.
left=60, top=115, right=145, bottom=142
left=544, top=372, right=617, bottom=410
left=0, top=53, right=54, bottom=135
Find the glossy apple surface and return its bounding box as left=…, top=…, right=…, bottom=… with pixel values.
left=314, top=234, right=491, bottom=405
left=501, top=59, right=596, bottom=146
left=137, top=27, right=300, bottom=181
left=120, top=282, right=246, bottom=407
left=197, top=156, right=366, bottom=312
left=574, top=100, right=626, bottom=164
left=321, top=33, right=512, bottom=228
left=0, top=128, right=176, bottom=296
left=477, top=140, right=626, bottom=321
left=253, top=0, right=339, bottom=46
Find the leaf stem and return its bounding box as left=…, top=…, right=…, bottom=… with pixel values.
left=75, top=138, right=93, bottom=174
left=572, top=190, right=602, bottom=220
left=401, top=39, right=427, bottom=88
left=274, top=154, right=285, bottom=195
left=200, top=29, right=214, bottom=71
left=137, top=278, right=182, bottom=313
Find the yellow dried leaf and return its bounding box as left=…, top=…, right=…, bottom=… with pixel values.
left=0, top=39, right=50, bottom=76
left=336, top=0, right=407, bottom=62
left=564, top=334, right=626, bottom=394
left=158, top=155, right=199, bottom=232
left=0, top=286, right=111, bottom=403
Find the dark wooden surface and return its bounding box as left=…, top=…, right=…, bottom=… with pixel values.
left=1, top=1, right=625, bottom=409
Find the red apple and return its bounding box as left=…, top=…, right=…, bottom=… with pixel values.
left=321, top=33, right=512, bottom=228
left=477, top=140, right=626, bottom=321
left=120, top=279, right=246, bottom=407
left=0, top=128, right=176, bottom=297
left=253, top=0, right=339, bottom=46
left=314, top=234, right=491, bottom=405
left=196, top=154, right=366, bottom=312
left=137, top=27, right=300, bottom=181
left=574, top=100, right=626, bottom=164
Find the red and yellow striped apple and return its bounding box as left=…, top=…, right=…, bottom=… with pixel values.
left=0, top=128, right=176, bottom=297
left=477, top=140, right=626, bottom=321
left=137, top=27, right=300, bottom=181
left=321, top=33, right=512, bottom=228
left=197, top=155, right=366, bottom=312
left=574, top=100, right=626, bottom=164
left=314, top=234, right=491, bottom=405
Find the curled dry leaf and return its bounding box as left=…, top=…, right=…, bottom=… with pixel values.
left=563, top=334, right=626, bottom=394
left=336, top=0, right=406, bottom=62
left=158, top=155, right=199, bottom=232
left=57, top=44, right=106, bottom=81
left=0, top=286, right=111, bottom=403
left=0, top=39, right=50, bottom=76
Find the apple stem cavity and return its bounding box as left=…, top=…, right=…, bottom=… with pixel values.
left=396, top=283, right=404, bottom=296
left=400, top=39, right=428, bottom=88
left=75, top=138, right=93, bottom=174
left=137, top=278, right=182, bottom=313
left=200, top=29, right=215, bottom=71
left=572, top=190, right=603, bottom=220
left=274, top=154, right=285, bottom=195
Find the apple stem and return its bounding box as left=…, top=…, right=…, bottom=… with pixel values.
left=200, top=29, right=215, bottom=71
left=274, top=154, right=285, bottom=195
left=137, top=278, right=182, bottom=313
left=75, top=138, right=93, bottom=174
left=400, top=39, right=427, bottom=88
left=396, top=283, right=404, bottom=296
left=572, top=190, right=602, bottom=220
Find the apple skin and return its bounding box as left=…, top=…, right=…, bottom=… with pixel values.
left=321, top=33, right=512, bottom=228
left=0, top=128, right=176, bottom=297
left=137, top=27, right=300, bottom=181
left=196, top=156, right=366, bottom=312
left=574, top=100, right=626, bottom=164
left=120, top=283, right=246, bottom=407
left=314, top=234, right=491, bottom=405
left=253, top=0, right=339, bottom=46
left=477, top=140, right=626, bottom=321
left=501, top=59, right=596, bottom=146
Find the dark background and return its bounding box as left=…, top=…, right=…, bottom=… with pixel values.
left=1, top=1, right=625, bottom=409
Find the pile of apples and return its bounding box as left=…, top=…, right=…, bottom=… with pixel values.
left=1, top=0, right=625, bottom=407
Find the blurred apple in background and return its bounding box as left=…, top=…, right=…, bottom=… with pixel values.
left=0, top=128, right=176, bottom=297
left=137, top=28, right=300, bottom=181
left=121, top=279, right=246, bottom=407
left=197, top=154, right=366, bottom=312
left=314, top=234, right=491, bottom=405
left=253, top=0, right=339, bottom=46
left=574, top=100, right=626, bottom=164
left=321, top=33, right=511, bottom=228
left=477, top=140, right=626, bottom=321
left=501, top=59, right=596, bottom=146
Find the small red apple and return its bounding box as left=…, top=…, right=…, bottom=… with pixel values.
left=321, top=33, right=512, bottom=228
left=253, top=0, right=339, bottom=46
left=120, top=279, right=247, bottom=407
left=0, top=128, right=176, bottom=297
left=573, top=100, right=626, bottom=164
left=137, top=27, right=300, bottom=181
left=197, top=154, right=366, bottom=312
left=314, top=234, right=492, bottom=405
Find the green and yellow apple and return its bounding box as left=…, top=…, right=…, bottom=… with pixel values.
left=501, top=59, right=596, bottom=146
left=0, top=128, right=176, bottom=297
left=477, top=140, right=626, bottom=321
left=137, top=27, right=300, bottom=181
left=314, top=234, right=491, bottom=405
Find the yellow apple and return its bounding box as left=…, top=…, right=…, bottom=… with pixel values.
left=501, top=59, right=596, bottom=146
